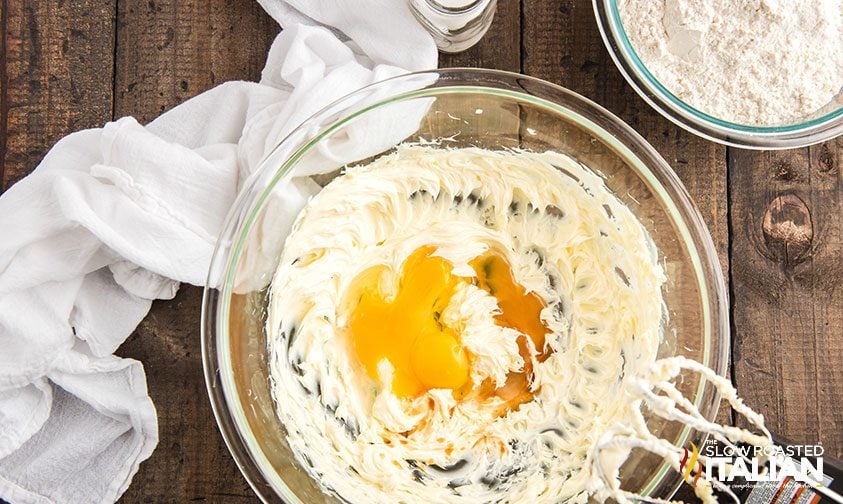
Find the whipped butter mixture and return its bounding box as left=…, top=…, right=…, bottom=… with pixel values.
left=267, top=146, right=770, bottom=503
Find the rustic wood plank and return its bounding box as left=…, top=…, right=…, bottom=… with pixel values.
left=431, top=1, right=524, bottom=165
left=0, top=0, right=116, bottom=191
left=439, top=0, right=520, bottom=71
left=112, top=1, right=277, bottom=501
left=729, top=140, right=843, bottom=458
left=1, top=0, right=7, bottom=188
left=117, top=287, right=257, bottom=502
left=114, top=0, right=277, bottom=121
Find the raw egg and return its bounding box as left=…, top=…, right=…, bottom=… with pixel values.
left=346, top=246, right=549, bottom=409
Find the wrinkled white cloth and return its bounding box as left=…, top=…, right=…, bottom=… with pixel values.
left=0, top=1, right=437, bottom=502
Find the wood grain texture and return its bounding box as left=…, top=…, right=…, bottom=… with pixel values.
left=1, top=0, right=6, bottom=187
left=729, top=140, right=843, bottom=458
left=0, top=0, right=116, bottom=191
left=114, top=0, right=277, bottom=121
left=439, top=0, right=520, bottom=71
left=116, top=286, right=256, bottom=502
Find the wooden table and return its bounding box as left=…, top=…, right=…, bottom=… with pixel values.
left=1, top=1, right=840, bottom=501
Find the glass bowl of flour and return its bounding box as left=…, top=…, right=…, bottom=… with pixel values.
left=594, top=0, right=843, bottom=149
left=201, top=69, right=730, bottom=503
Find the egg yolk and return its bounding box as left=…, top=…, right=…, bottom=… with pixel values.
left=346, top=246, right=549, bottom=408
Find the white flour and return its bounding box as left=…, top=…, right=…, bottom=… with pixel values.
left=618, top=0, right=843, bottom=126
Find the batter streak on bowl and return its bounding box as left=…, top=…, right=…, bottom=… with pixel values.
left=265, top=146, right=766, bottom=503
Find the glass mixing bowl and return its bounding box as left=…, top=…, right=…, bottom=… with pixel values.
left=593, top=0, right=843, bottom=149
left=201, top=68, right=729, bottom=503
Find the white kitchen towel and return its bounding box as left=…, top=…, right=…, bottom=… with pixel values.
left=0, top=1, right=437, bottom=502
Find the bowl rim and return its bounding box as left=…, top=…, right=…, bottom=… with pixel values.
left=201, top=67, right=731, bottom=504
left=593, top=0, right=843, bottom=149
